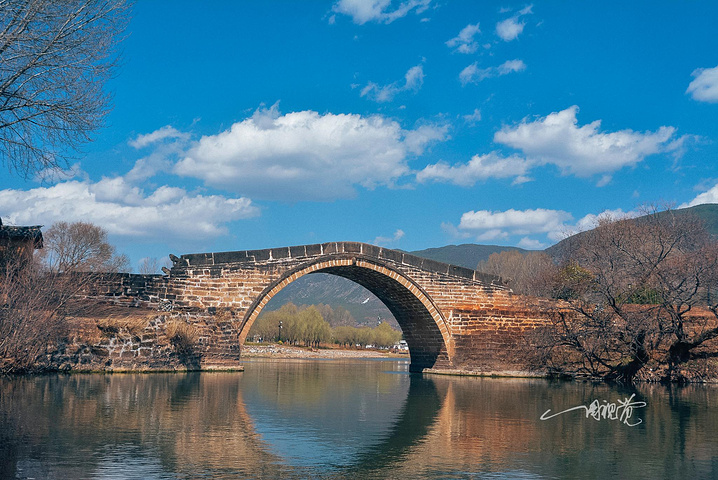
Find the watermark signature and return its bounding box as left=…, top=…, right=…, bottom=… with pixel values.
left=540, top=393, right=647, bottom=427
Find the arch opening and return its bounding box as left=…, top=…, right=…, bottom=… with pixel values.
left=257, top=273, right=399, bottom=330
left=239, top=257, right=452, bottom=372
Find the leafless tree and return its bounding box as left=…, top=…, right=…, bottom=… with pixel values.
left=1, top=220, right=131, bottom=373
left=535, top=207, right=718, bottom=383
left=0, top=253, right=70, bottom=373
left=0, top=0, right=130, bottom=178
left=477, top=250, right=557, bottom=297
left=42, top=221, right=129, bottom=273
left=138, top=257, right=168, bottom=274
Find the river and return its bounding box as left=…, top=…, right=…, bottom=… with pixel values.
left=0, top=358, right=716, bottom=479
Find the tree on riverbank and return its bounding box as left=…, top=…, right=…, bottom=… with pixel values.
left=0, top=253, right=70, bottom=373
left=477, top=250, right=556, bottom=297
left=250, top=304, right=332, bottom=347
left=532, top=208, right=718, bottom=383
left=0, top=221, right=129, bottom=373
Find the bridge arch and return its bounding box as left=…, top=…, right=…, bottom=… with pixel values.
left=239, top=255, right=454, bottom=372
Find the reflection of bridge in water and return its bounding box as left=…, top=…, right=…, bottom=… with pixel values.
left=0, top=365, right=543, bottom=478
left=1, top=364, right=713, bottom=478
left=154, top=242, right=551, bottom=374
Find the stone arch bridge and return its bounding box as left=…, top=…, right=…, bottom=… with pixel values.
left=101, top=242, right=551, bottom=375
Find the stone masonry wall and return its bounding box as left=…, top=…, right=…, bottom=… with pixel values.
left=44, top=304, right=243, bottom=372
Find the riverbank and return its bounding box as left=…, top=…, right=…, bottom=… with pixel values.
left=241, top=343, right=407, bottom=359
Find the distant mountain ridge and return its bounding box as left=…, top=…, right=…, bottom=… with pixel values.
left=545, top=203, right=718, bottom=258
left=658, top=203, right=718, bottom=235
left=408, top=244, right=529, bottom=270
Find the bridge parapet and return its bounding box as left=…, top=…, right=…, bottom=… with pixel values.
left=172, top=241, right=504, bottom=287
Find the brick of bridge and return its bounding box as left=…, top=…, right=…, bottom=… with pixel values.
left=146, top=241, right=553, bottom=375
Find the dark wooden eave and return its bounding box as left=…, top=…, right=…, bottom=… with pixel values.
left=0, top=225, right=43, bottom=249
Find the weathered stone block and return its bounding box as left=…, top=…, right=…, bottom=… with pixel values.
left=213, top=251, right=251, bottom=264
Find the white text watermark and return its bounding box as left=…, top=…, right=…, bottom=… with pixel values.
left=540, top=394, right=647, bottom=427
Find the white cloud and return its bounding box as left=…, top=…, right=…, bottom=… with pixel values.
left=496, top=17, right=524, bottom=41
left=495, top=4, right=532, bottom=41
left=463, top=109, right=482, bottom=125
left=125, top=153, right=174, bottom=184
left=125, top=125, right=193, bottom=183
left=417, top=152, right=531, bottom=186
left=403, top=124, right=450, bottom=155
left=476, top=229, right=508, bottom=241
left=517, top=237, right=545, bottom=249
left=571, top=209, right=630, bottom=235
left=373, top=229, right=405, bottom=246
left=404, top=65, right=424, bottom=90
left=494, top=106, right=681, bottom=177
left=596, top=174, right=613, bottom=187
left=497, top=59, right=526, bottom=75
left=361, top=64, right=424, bottom=102
left=126, top=140, right=189, bottom=184
left=458, top=64, right=479, bottom=85
left=332, top=0, right=431, bottom=24
left=34, top=162, right=86, bottom=184
left=460, top=59, right=526, bottom=85
left=681, top=182, right=718, bottom=207
left=446, top=23, right=481, bottom=54
left=446, top=206, right=638, bottom=246
left=686, top=66, right=718, bottom=103
left=0, top=179, right=258, bottom=241
left=458, top=208, right=572, bottom=240
left=129, top=125, right=189, bottom=149
left=174, top=106, right=447, bottom=201
left=518, top=5, right=533, bottom=15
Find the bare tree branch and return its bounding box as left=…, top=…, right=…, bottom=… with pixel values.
left=0, top=0, right=130, bottom=178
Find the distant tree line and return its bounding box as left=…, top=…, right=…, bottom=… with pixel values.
left=248, top=303, right=402, bottom=349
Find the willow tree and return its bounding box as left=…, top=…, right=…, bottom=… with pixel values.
left=0, top=0, right=130, bottom=178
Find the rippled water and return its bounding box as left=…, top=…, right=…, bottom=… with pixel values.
left=1, top=358, right=716, bottom=479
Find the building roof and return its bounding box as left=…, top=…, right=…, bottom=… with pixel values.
left=0, top=224, right=44, bottom=249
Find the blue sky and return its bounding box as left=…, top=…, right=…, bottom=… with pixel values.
left=2, top=1, right=718, bottom=271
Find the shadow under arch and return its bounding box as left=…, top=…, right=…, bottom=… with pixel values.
left=239, top=255, right=454, bottom=372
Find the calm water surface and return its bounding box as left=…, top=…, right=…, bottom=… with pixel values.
left=0, top=358, right=716, bottom=479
